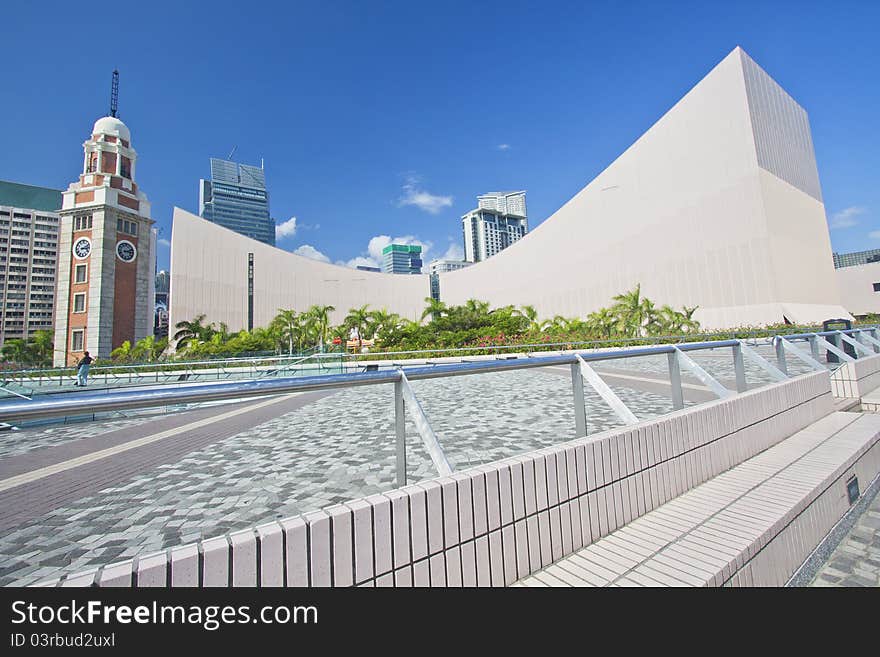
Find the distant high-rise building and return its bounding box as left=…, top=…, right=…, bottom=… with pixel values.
left=154, top=269, right=169, bottom=338
left=463, top=191, right=528, bottom=263
left=833, top=249, right=880, bottom=269
left=428, top=259, right=472, bottom=301
left=0, top=180, right=62, bottom=347
left=383, top=244, right=422, bottom=274
left=199, top=158, right=275, bottom=246
left=477, top=190, right=527, bottom=217
left=428, top=259, right=472, bottom=275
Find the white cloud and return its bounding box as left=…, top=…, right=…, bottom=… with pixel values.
left=292, top=244, right=330, bottom=263
left=497, top=143, right=511, bottom=151
left=158, top=238, right=171, bottom=247
left=440, top=242, right=464, bottom=261
left=869, top=230, right=880, bottom=240
left=342, top=256, right=381, bottom=269
left=276, top=216, right=298, bottom=239
left=396, top=176, right=452, bottom=215
left=830, top=206, right=866, bottom=229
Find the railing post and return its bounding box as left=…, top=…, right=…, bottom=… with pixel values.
left=667, top=350, right=684, bottom=410
left=732, top=343, right=747, bottom=393
left=394, top=377, right=406, bottom=488
left=571, top=361, right=587, bottom=437
left=808, top=335, right=820, bottom=361
left=774, top=337, right=788, bottom=375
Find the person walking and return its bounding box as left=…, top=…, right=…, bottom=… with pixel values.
left=75, top=351, right=93, bottom=387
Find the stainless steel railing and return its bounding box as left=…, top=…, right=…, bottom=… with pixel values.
left=0, top=328, right=877, bottom=487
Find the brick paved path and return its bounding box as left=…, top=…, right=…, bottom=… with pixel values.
left=810, top=483, right=880, bottom=587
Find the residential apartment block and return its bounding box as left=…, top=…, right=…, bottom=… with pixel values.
left=0, top=180, right=62, bottom=347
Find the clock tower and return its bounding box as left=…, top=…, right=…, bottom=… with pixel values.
left=53, top=111, right=156, bottom=366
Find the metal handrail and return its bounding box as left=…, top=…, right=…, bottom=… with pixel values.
left=0, top=340, right=742, bottom=422
left=1, top=325, right=875, bottom=384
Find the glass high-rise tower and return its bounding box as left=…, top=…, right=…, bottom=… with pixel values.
left=199, top=158, right=275, bottom=246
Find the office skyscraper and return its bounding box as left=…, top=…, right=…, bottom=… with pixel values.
left=463, top=191, right=528, bottom=263
left=199, top=158, right=275, bottom=246
left=833, top=249, right=880, bottom=269
left=383, top=244, right=423, bottom=274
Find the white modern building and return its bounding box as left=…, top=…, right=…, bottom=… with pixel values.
left=428, top=259, right=472, bottom=275
left=170, top=47, right=852, bottom=333
left=462, top=198, right=528, bottom=263
left=477, top=191, right=527, bottom=217
left=835, top=250, right=880, bottom=317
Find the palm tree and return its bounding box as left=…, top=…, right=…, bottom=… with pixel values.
left=1, top=339, right=28, bottom=365
left=586, top=307, right=618, bottom=338
left=611, top=284, right=658, bottom=338
left=173, top=314, right=211, bottom=350
left=273, top=309, right=300, bottom=355
left=515, top=305, right=543, bottom=332
left=368, top=309, right=400, bottom=341
left=307, top=304, right=336, bottom=352
left=654, top=305, right=684, bottom=335
left=131, top=335, right=164, bottom=362
left=681, top=306, right=701, bottom=333
left=111, top=340, right=133, bottom=362
left=464, top=299, right=491, bottom=315
left=344, top=305, right=372, bottom=350
left=421, top=297, right=447, bottom=323
left=27, top=330, right=54, bottom=365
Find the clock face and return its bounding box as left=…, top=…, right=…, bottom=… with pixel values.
left=116, top=240, right=137, bottom=263
left=73, top=237, right=91, bottom=259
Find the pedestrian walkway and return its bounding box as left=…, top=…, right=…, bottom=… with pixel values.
left=809, top=480, right=880, bottom=587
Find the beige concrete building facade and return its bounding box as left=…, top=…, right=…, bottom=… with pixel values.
left=169, top=47, right=851, bottom=334
left=837, top=263, right=880, bottom=317
left=170, top=207, right=429, bottom=333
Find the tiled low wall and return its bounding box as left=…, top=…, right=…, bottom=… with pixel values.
left=727, top=429, right=880, bottom=586
left=830, top=354, right=880, bottom=400
left=43, top=371, right=834, bottom=587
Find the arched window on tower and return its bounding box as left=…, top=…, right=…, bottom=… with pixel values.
left=86, top=152, right=98, bottom=174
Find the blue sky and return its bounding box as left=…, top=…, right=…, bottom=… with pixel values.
left=1, top=0, right=878, bottom=271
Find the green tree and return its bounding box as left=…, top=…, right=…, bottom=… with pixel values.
left=307, top=304, right=336, bottom=352
left=421, top=297, right=447, bottom=323
left=27, top=330, right=54, bottom=365
left=273, top=309, right=301, bottom=355
left=111, top=340, right=133, bottom=362
left=1, top=339, right=28, bottom=365
left=172, top=314, right=213, bottom=350
left=611, top=284, right=658, bottom=338
left=586, top=307, right=618, bottom=338
left=344, top=305, right=373, bottom=349
left=514, top=305, right=543, bottom=332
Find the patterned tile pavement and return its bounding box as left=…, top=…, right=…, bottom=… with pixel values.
left=809, top=480, right=880, bottom=587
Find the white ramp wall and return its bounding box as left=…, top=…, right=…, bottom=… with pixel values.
left=440, top=47, right=847, bottom=329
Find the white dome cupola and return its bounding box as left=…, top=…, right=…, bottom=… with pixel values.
left=92, top=115, right=131, bottom=142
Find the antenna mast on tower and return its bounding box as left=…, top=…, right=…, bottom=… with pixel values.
left=110, top=70, right=119, bottom=118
